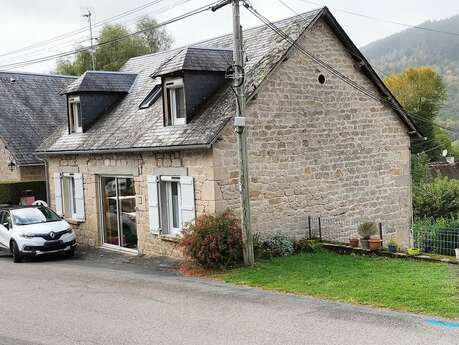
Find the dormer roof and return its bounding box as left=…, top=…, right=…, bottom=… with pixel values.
left=62, top=71, right=137, bottom=94
left=151, top=47, right=233, bottom=77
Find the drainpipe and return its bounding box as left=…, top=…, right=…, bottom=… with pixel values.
left=36, top=156, right=50, bottom=204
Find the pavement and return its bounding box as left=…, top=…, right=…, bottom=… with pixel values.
left=0, top=247, right=457, bottom=345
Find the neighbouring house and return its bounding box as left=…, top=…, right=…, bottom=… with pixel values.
left=0, top=72, right=75, bottom=205
left=429, top=158, right=459, bottom=179
left=37, top=7, right=421, bottom=256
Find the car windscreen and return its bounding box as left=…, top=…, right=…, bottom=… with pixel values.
left=11, top=207, right=61, bottom=225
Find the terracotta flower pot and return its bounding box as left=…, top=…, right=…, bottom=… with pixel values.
left=349, top=238, right=359, bottom=248
left=368, top=239, right=382, bottom=251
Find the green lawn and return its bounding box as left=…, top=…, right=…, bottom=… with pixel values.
left=223, top=251, right=459, bottom=319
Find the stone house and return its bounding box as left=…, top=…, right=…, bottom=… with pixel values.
left=0, top=72, right=75, bottom=205
left=38, top=8, right=420, bottom=256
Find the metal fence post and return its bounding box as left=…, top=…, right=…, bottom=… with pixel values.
left=308, top=216, right=312, bottom=239
left=318, top=217, right=322, bottom=242
left=379, top=222, right=383, bottom=245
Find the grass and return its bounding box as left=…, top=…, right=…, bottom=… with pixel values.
left=223, top=251, right=459, bottom=319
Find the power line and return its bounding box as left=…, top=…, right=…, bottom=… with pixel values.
left=295, top=0, right=459, bottom=38
left=0, top=0, right=169, bottom=59
left=0, top=0, right=193, bottom=66
left=243, top=1, right=459, bottom=137
left=0, top=1, right=221, bottom=71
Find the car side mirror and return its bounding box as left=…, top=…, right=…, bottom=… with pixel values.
left=3, top=222, right=9, bottom=230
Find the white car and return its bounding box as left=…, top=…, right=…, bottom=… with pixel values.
left=0, top=206, right=76, bottom=263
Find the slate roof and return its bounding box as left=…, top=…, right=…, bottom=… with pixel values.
left=151, top=47, right=234, bottom=77
left=0, top=72, right=75, bottom=165
left=39, top=7, right=420, bottom=155
left=62, top=71, right=137, bottom=94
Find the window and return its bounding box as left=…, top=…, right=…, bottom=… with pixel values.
left=165, top=78, right=186, bottom=126
left=68, top=96, right=82, bottom=133
left=54, top=173, right=85, bottom=221
left=0, top=211, right=12, bottom=229
left=62, top=175, right=77, bottom=219
left=11, top=206, right=61, bottom=225
left=139, top=83, right=162, bottom=109
left=147, top=175, right=195, bottom=236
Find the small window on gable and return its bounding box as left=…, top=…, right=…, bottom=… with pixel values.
left=164, top=78, right=186, bottom=126
left=68, top=96, right=82, bottom=133
left=139, top=84, right=162, bottom=109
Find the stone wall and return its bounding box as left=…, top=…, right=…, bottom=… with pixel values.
left=212, top=18, right=412, bottom=245
left=0, top=139, right=20, bottom=182
left=47, top=150, right=216, bottom=256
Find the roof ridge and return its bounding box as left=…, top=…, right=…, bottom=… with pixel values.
left=84, top=70, right=138, bottom=75
left=0, top=71, right=76, bottom=79
left=127, top=8, right=323, bottom=63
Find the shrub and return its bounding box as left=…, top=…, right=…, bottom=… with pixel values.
left=258, top=233, right=294, bottom=258
left=180, top=211, right=243, bottom=269
left=293, top=238, right=322, bottom=253
left=357, top=222, right=377, bottom=239
left=413, top=177, right=459, bottom=220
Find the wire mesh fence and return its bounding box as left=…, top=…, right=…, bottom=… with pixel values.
left=411, top=227, right=459, bottom=256
left=306, top=216, right=384, bottom=245
left=306, top=216, right=459, bottom=257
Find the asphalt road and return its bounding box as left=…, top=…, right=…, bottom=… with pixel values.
left=0, top=249, right=457, bottom=345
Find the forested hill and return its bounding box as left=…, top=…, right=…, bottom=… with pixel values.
left=361, top=15, right=459, bottom=127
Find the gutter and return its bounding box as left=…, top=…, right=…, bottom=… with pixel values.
left=36, top=143, right=213, bottom=157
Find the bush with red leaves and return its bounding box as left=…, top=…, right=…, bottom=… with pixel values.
left=180, top=211, right=243, bottom=269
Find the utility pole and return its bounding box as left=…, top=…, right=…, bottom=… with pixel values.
left=213, top=0, right=254, bottom=265
left=83, top=9, right=96, bottom=70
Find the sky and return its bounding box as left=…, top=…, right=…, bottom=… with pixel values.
left=1, top=0, right=459, bottom=74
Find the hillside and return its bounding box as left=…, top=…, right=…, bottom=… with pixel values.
left=361, top=15, right=459, bottom=128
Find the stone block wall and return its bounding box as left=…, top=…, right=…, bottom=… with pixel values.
left=0, top=139, right=20, bottom=182
left=47, top=149, right=216, bottom=256
left=212, top=17, right=412, bottom=245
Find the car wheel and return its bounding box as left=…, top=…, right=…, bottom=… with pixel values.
left=11, top=241, right=23, bottom=263
left=66, top=247, right=75, bottom=258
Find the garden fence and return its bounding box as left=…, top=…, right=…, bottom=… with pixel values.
left=411, top=227, right=459, bottom=257
left=306, top=215, right=459, bottom=257
left=306, top=216, right=384, bottom=245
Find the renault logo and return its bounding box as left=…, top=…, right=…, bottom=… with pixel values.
left=49, top=232, right=56, bottom=239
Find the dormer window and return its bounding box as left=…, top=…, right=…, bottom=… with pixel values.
left=165, top=78, right=186, bottom=126
left=68, top=96, right=82, bottom=133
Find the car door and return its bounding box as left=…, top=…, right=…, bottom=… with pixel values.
left=0, top=211, right=11, bottom=249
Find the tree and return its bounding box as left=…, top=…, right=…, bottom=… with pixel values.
left=56, top=16, right=172, bottom=76
left=385, top=67, right=448, bottom=159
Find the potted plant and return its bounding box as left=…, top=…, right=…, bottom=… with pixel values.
left=407, top=248, right=421, bottom=256
left=368, top=237, right=382, bottom=251
left=349, top=238, right=359, bottom=248
left=387, top=236, right=398, bottom=253
left=357, top=222, right=377, bottom=250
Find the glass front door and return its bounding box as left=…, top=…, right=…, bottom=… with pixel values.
left=101, top=176, right=137, bottom=250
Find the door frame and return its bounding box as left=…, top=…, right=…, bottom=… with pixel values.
left=97, top=175, right=138, bottom=254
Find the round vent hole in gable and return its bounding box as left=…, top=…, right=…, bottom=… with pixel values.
left=318, top=74, right=326, bottom=84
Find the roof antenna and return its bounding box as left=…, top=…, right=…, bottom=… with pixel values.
left=83, top=9, right=96, bottom=70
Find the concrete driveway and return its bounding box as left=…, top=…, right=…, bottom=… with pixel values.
left=0, top=248, right=457, bottom=345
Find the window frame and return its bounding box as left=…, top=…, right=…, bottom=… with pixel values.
left=159, top=176, right=183, bottom=236
left=164, top=78, right=186, bottom=126
left=68, top=96, right=83, bottom=133
left=61, top=174, right=77, bottom=220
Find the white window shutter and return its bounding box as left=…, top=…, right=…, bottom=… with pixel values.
left=147, top=175, right=160, bottom=234
left=53, top=173, right=63, bottom=216
left=73, top=173, right=85, bottom=222
left=180, top=176, right=195, bottom=226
